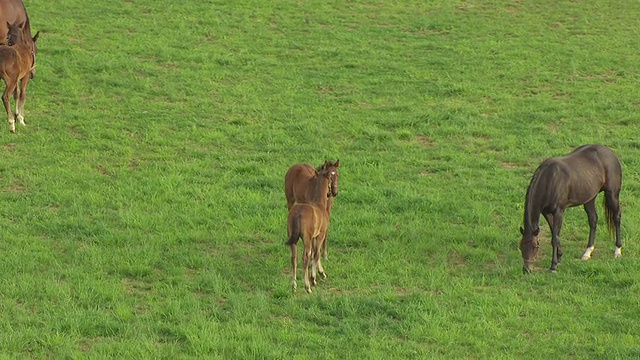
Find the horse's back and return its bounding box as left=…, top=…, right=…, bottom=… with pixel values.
left=284, top=163, right=316, bottom=208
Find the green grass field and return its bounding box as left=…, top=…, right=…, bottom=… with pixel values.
left=2, top=0, right=640, bottom=357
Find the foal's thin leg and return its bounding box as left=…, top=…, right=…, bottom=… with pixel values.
left=2, top=80, right=17, bottom=133
left=290, top=243, right=298, bottom=292
left=310, top=236, right=319, bottom=286
left=16, top=77, right=28, bottom=126
left=549, top=211, right=565, bottom=272
left=317, top=234, right=327, bottom=279
left=582, top=199, right=598, bottom=260
left=303, top=240, right=312, bottom=293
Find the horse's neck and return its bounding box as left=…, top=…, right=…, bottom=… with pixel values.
left=523, top=176, right=544, bottom=233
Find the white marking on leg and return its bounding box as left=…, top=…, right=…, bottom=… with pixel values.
left=582, top=246, right=595, bottom=260
left=614, top=247, right=622, bottom=258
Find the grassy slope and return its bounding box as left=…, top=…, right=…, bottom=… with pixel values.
left=0, top=0, right=639, bottom=358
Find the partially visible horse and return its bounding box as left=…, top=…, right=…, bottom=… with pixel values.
left=0, top=0, right=33, bottom=75
left=285, top=160, right=340, bottom=258
left=519, top=144, right=622, bottom=273
left=286, top=165, right=333, bottom=293
left=0, top=21, right=38, bottom=132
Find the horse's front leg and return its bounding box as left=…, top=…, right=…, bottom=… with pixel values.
left=581, top=199, right=598, bottom=260
left=317, top=232, right=328, bottom=279
left=2, top=80, right=16, bottom=133
left=16, top=76, right=29, bottom=126
left=548, top=211, right=565, bottom=272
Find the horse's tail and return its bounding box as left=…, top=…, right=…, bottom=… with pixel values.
left=603, top=195, right=617, bottom=238
left=286, top=211, right=301, bottom=246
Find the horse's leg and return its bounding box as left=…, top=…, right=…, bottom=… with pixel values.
left=2, top=79, right=16, bottom=133
left=605, top=189, right=623, bottom=258
left=548, top=210, right=565, bottom=272
left=323, top=206, right=332, bottom=260
left=16, top=76, right=29, bottom=126
left=13, top=82, right=19, bottom=120
left=317, top=229, right=327, bottom=279
left=542, top=212, right=563, bottom=264
left=303, top=234, right=312, bottom=293
left=290, top=243, right=297, bottom=292
left=310, top=236, right=318, bottom=287
left=581, top=198, right=598, bottom=260
left=16, top=75, right=29, bottom=126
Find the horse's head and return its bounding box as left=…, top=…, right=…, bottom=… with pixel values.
left=319, top=160, right=340, bottom=198
left=5, top=21, right=21, bottom=46
left=519, top=226, right=540, bottom=274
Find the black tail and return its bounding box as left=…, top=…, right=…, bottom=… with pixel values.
left=286, top=212, right=301, bottom=246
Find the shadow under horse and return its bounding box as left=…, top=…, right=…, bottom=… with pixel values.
left=519, top=144, right=622, bottom=273
left=285, top=160, right=339, bottom=259
left=0, top=21, right=38, bottom=133
left=286, top=165, right=334, bottom=293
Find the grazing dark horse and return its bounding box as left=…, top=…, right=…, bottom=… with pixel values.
left=0, top=21, right=38, bottom=133
left=520, top=144, right=622, bottom=273
left=285, top=160, right=340, bottom=258
left=286, top=165, right=333, bottom=293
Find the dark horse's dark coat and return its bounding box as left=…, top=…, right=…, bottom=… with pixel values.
left=520, top=144, right=622, bottom=273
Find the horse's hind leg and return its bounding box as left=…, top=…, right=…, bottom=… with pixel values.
left=581, top=198, right=598, bottom=260
left=605, top=189, right=623, bottom=258
left=303, top=237, right=313, bottom=293
left=290, top=243, right=298, bottom=292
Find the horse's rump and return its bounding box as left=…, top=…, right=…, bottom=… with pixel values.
left=287, top=203, right=328, bottom=245
left=284, top=163, right=316, bottom=209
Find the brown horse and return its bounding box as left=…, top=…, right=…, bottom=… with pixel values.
left=286, top=165, right=333, bottom=293
left=0, top=21, right=38, bottom=133
left=520, top=144, right=622, bottom=273
left=284, top=160, right=340, bottom=258
left=0, top=0, right=33, bottom=73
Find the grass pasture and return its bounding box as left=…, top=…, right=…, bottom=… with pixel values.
left=1, top=0, right=640, bottom=358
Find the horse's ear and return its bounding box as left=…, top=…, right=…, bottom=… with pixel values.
left=519, top=227, right=524, bottom=235
left=335, top=159, right=340, bottom=167
left=33, top=31, right=39, bottom=42
left=533, top=228, right=540, bottom=236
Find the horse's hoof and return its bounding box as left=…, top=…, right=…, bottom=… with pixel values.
left=305, top=287, right=312, bottom=294
left=549, top=269, right=557, bottom=274
left=614, top=248, right=622, bottom=258
left=320, top=272, right=327, bottom=279
left=581, top=255, right=591, bottom=260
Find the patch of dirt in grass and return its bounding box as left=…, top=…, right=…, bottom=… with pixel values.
left=415, top=135, right=434, bottom=147
left=97, top=164, right=116, bottom=177
left=3, top=143, right=16, bottom=151
left=7, top=183, right=25, bottom=192
left=500, top=161, right=527, bottom=170
left=447, top=251, right=466, bottom=268
left=78, top=337, right=104, bottom=352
